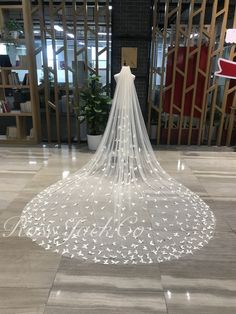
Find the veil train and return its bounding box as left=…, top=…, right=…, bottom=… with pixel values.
left=21, top=66, right=215, bottom=264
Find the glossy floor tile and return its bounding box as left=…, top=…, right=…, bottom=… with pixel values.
left=0, top=145, right=236, bottom=313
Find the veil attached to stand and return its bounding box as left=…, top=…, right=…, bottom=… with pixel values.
left=21, top=66, right=215, bottom=264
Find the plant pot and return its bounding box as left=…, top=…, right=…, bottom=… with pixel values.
left=9, top=31, right=19, bottom=39
left=87, top=134, right=102, bottom=150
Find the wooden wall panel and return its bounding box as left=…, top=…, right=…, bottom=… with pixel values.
left=148, top=0, right=236, bottom=146
left=31, top=0, right=111, bottom=145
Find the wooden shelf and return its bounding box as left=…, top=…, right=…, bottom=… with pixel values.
left=0, top=1, right=41, bottom=144
left=0, top=113, right=33, bottom=143
left=0, top=85, right=30, bottom=89
left=0, top=112, right=32, bottom=117
left=0, top=67, right=29, bottom=71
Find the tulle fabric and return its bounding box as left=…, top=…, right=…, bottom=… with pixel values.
left=21, top=66, right=215, bottom=264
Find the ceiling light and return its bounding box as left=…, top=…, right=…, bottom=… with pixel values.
left=98, top=32, right=111, bottom=36
left=54, top=25, right=63, bottom=32
left=99, top=40, right=111, bottom=43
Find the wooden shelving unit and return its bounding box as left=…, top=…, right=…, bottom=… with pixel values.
left=0, top=1, right=41, bottom=144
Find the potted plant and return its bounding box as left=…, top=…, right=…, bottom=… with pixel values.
left=79, top=74, right=111, bottom=150
left=5, top=19, right=23, bottom=40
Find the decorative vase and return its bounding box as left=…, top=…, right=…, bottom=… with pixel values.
left=87, top=134, right=102, bottom=150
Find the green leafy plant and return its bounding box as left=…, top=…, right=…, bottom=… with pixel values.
left=5, top=20, right=23, bottom=32
left=79, top=74, right=111, bottom=135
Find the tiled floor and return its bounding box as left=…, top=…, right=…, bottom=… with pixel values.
left=0, top=145, right=235, bottom=314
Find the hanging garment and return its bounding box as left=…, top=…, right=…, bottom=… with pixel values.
left=21, top=66, right=215, bottom=264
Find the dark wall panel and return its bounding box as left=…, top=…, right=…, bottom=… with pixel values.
left=111, top=0, right=152, bottom=117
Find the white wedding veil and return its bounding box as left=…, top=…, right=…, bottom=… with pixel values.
left=21, top=66, right=215, bottom=264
